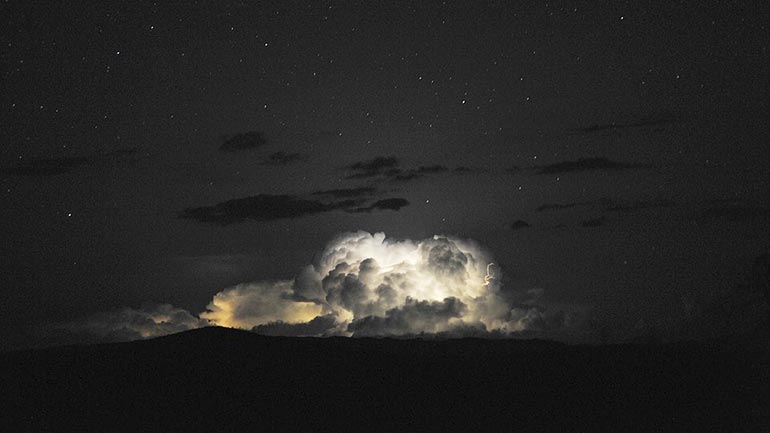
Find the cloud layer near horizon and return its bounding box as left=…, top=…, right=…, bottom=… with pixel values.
left=66, top=232, right=568, bottom=340
left=62, top=303, right=208, bottom=342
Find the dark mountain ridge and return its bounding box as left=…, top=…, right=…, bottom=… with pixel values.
left=1, top=326, right=768, bottom=432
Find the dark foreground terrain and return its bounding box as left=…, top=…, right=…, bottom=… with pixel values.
left=1, top=327, right=769, bottom=432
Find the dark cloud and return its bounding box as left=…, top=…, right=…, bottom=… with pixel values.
left=219, top=131, right=267, bottom=152
left=6, top=148, right=140, bottom=176
left=181, top=192, right=410, bottom=224
left=536, top=158, right=650, bottom=175
left=573, top=112, right=680, bottom=134
left=510, top=220, right=531, bottom=230
left=536, top=202, right=591, bottom=212
left=344, top=157, right=451, bottom=182
left=453, top=166, right=486, bottom=174
left=106, top=148, right=140, bottom=158
left=345, top=156, right=399, bottom=179
left=264, top=151, right=306, bottom=165
left=7, top=156, right=93, bottom=176
left=180, top=194, right=355, bottom=224
left=389, top=165, right=450, bottom=182
left=252, top=314, right=337, bottom=337
left=311, top=187, right=377, bottom=198
left=350, top=198, right=410, bottom=213
left=390, top=171, right=421, bottom=182
left=347, top=297, right=467, bottom=336
left=416, top=165, right=448, bottom=174
left=536, top=198, right=675, bottom=213
left=699, top=204, right=770, bottom=220
left=581, top=216, right=606, bottom=227
left=606, top=198, right=676, bottom=212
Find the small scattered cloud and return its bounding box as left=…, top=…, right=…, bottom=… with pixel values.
left=219, top=131, right=267, bottom=152
left=572, top=112, right=680, bottom=134
left=535, top=158, right=650, bottom=175
left=581, top=216, right=606, bottom=227
left=345, top=156, right=399, bottom=179
left=351, top=198, right=410, bottom=213
left=264, top=151, right=306, bottom=165
left=510, top=220, right=531, bottom=230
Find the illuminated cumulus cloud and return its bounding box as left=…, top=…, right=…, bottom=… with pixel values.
left=202, top=231, right=562, bottom=337
left=201, top=280, right=323, bottom=329
left=65, top=303, right=209, bottom=342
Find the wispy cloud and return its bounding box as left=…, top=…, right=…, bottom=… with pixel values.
left=535, top=158, right=650, bottom=175
left=453, top=166, right=487, bottom=174
left=7, top=156, right=93, bottom=176
left=263, top=151, right=307, bottom=165
left=606, top=198, right=676, bottom=212
left=343, top=157, right=456, bottom=183
left=6, top=148, right=140, bottom=176
left=180, top=194, right=353, bottom=224
left=536, top=198, right=675, bottom=213
left=580, top=216, right=606, bottom=227
left=345, top=156, right=400, bottom=179
left=699, top=204, right=770, bottom=220
left=350, top=198, right=410, bottom=213
left=180, top=194, right=409, bottom=224
left=536, top=202, right=592, bottom=212
left=571, top=112, right=680, bottom=134
left=219, top=131, right=267, bottom=152
left=311, top=187, right=378, bottom=198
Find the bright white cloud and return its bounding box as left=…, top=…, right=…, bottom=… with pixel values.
left=201, top=231, right=564, bottom=337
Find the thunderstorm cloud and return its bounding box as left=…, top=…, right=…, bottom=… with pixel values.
left=201, top=232, right=563, bottom=337
left=72, top=232, right=568, bottom=340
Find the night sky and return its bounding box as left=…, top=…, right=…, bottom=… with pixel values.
left=2, top=1, right=769, bottom=349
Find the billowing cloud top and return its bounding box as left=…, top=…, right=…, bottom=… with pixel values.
left=202, top=232, right=553, bottom=337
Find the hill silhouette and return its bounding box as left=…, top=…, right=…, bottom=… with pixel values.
left=1, top=326, right=768, bottom=432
